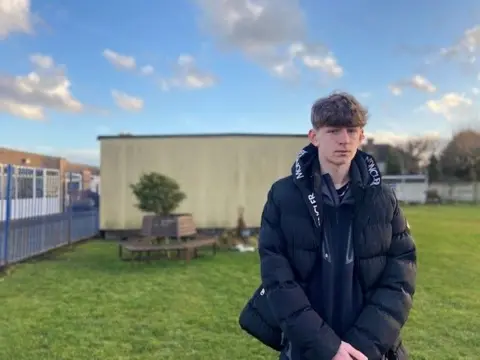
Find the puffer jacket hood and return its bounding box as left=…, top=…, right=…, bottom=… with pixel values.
left=291, top=143, right=383, bottom=190
left=290, top=143, right=383, bottom=229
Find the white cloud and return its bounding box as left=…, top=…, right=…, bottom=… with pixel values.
left=270, top=42, right=343, bottom=79
left=102, top=49, right=157, bottom=77
left=423, top=25, right=480, bottom=73
left=0, top=100, right=43, bottom=120
left=472, top=87, right=479, bottom=95
left=102, top=49, right=136, bottom=70
left=111, top=90, right=144, bottom=111
left=425, top=92, right=473, bottom=121
left=29, top=53, right=54, bottom=69
left=410, top=75, right=436, bottom=92
left=389, top=74, right=436, bottom=95
left=389, top=85, right=402, bottom=96
left=0, top=54, right=83, bottom=120
left=140, top=65, right=154, bottom=76
left=365, top=130, right=441, bottom=146
left=196, top=0, right=343, bottom=80
left=440, top=25, right=479, bottom=63
left=160, top=54, right=216, bottom=91
left=197, top=0, right=304, bottom=54
left=0, top=0, right=33, bottom=39
left=365, top=131, right=410, bottom=144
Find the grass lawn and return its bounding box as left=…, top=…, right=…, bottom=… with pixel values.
left=0, top=205, right=479, bottom=360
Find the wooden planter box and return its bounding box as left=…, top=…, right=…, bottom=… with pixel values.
left=141, top=213, right=196, bottom=239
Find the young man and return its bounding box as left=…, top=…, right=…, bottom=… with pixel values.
left=239, top=92, right=417, bottom=360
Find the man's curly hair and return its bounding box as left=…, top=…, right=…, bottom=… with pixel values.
left=310, top=92, right=368, bottom=129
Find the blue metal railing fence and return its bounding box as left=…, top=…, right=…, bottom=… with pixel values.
left=0, top=164, right=99, bottom=267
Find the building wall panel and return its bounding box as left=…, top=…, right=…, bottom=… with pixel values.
left=99, top=135, right=308, bottom=230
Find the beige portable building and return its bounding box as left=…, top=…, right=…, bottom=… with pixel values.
left=98, top=133, right=309, bottom=231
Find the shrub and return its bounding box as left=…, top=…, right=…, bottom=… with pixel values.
left=425, top=188, right=442, bottom=204
left=236, top=206, right=247, bottom=243
left=130, top=172, right=186, bottom=215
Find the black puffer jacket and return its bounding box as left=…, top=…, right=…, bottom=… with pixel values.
left=239, top=144, right=417, bottom=360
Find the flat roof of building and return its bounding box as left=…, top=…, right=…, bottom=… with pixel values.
left=97, top=133, right=307, bottom=140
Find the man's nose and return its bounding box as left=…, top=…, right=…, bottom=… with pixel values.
left=337, top=128, right=350, bottom=143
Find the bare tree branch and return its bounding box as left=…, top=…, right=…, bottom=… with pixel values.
left=394, top=135, right=439, bottom=173
left=400, top=137, right=438, bottom=162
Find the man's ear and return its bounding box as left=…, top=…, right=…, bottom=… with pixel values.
left=360, top=128, right=365, bottom=142
left=308, top=128, right=319, bottom=146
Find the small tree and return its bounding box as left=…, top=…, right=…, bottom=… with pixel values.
left=385, top=148, right=403, bottom=175
left=427, top=154, right=441, bottom=183
left=130, top=172, right=186, bottom=215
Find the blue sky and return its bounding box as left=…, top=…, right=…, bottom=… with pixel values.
left=1, top=0, right=479, bottom=164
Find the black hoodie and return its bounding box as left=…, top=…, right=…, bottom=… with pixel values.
left=305, top=155, right=363, bottom=339
left=285, top=143, right=383, bottom=360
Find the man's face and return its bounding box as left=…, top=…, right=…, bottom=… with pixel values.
left=308, top=126, right=364, bottom=166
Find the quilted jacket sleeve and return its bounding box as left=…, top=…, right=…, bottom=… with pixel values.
left=258, top=185, right=341, bottom=360
left=343, top=190, right=417, bottom=359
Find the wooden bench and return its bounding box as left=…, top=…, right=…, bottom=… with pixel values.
left=119, top=237, right=217, bottom=262
left=118, top=214, right=218, bottom=262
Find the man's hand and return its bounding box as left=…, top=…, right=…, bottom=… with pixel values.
left=332, top=341, right=368, bottom=360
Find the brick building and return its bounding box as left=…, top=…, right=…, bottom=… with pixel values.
left=0, top=147, right=99, bottom=191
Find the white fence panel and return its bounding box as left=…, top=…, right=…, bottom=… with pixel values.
left=0, top=165, right=62, bottom=220
left=429, top=182, right=480, bottom=202
left=90, top=175, right=101, bottom=194
left=383, top=174, right=429, bottom=204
